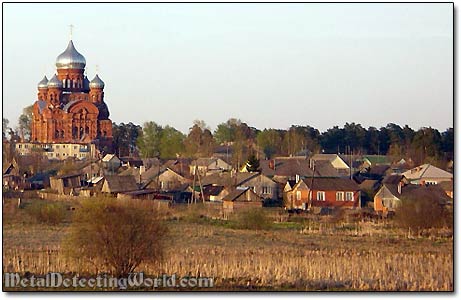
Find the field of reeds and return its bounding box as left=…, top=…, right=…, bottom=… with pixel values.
left=2, top=197, right=453, bottom=291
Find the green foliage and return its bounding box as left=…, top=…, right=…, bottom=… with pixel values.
left=184, top=122, right=215, bottom=158
left=112, top=122, right=142, bottom=157
left=63, top=198, right=167, bottom=277
left=18, top=105, right=33, bottom=141
left=232, top=208, right=272, bottom=230
left=257, top=129, right=282, bottom=159
left=26, top=201, right=67, bottom=225
left=137, top=121, right=163, bottom=158
left=159, top=125, right=185, bottom=159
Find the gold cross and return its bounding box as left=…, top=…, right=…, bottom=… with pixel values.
left=96, top=65, right=99, bottom=74
left=69, top=24, right=74, bottom=40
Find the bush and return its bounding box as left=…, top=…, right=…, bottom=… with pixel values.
left=26, top=201, right=67, bottom=225
left=395, top=196, right=451, bottom=234
left=63, top=198, right=167, bottom=277
left=232, top=208, right=272, bottom=230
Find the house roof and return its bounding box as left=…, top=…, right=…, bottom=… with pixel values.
left=303, top=177, right=360, bottom=191
left=103, top=175, right=138, bottom=193
left=391, top=184, right=450, bottom=206
left=382, top=174, right=404, bottom=184
left=363, top=155, right=390, bottom=165
left=191, top=157, right=227, bottom=167
left=119, top=157, right=143, bottom=167
left=259, top=158, right=339, bottom=178
left=53, top=173, right=82, bottom=180
left=359, top=179, right=379, bottom=191
left=102, top=154, right=119, bottom=162
left=368, top=165, right=390, bottom=176
left=201, top=172, right=259, bottom=187
left=402, top=164, right=453, bottom=181
left=222, top=187, right=261, bottom=202
left=203, top=185, right=224, bottom=196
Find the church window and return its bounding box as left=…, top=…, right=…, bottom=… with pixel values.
left=85, top=126, right=90, bottom=134
left=80, top=127, right=84, bottom=137
left=55, top=130, right=59, bottom=138
left=72, top=127, right=78, bottom=139
left=61, top=130, right=64, bottom=138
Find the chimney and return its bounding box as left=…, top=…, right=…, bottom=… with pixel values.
left=295, top=174, right=300, bottom=183
left=398, top=182, right=403, bottom=194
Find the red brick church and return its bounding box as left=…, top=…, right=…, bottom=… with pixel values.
left=31, top=39, right=113, bottom=151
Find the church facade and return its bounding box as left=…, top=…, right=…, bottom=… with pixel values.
left=31, top=39, right=113, bottom=151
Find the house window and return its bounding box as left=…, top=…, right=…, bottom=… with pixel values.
left=336, top=192, right=344, bottom=201
left=56, top=145, right=60, bottom=149
left=317, top=191, right=325, bottom=201
left=296, top=191, right=301, bottom=201
left=262, top=186, right=271, bottom=194
left=346, top=192, right=354, bottom=201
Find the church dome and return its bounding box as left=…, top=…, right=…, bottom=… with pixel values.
left=47, top=74, right=63, bottom=88
left=89, top=74, right=105, bottom=89
left=56, top=40, right=86, bottom=70
left=37, top=75, right=49, bottom=89
left=83, top=75, right=90, bottom=90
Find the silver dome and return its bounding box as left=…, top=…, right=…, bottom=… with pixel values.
left=56, top=40, right=86, bottom=70
left=89, top=74, right=105, bottom=89
left=37, top=75, right=49, bottom=89
left=47, top=74, right=63, bottom=88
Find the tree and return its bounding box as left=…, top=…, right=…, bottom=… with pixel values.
left=159, top=125, right=185, bottom=159
left=282, top=126, right=307, bottom=156
left=245, top=153, right=260, bottom=172
left=2, top=118, right=9, bottom=140
left=18, top=105, right=33, bottom=141
left=411, top=127, right=442, bottom=164
left=256, top=129, right=282, bottom=159
left=137, top=121, right=163, bottom=158
left=112, top=122, right=142, bottom=157
left=63, top=198, right=167, bottom=277
left=214, top=123, right=233, bottom=145
left=184, top=121, right=215, bottom=158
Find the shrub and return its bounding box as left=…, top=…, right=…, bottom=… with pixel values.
left=63, top=197, right=167, bottom=277
left=232, top=207, right=272, bottom=230
left=26, top=201, right=66, bottom=225
left=395, top=195, right=451, bottom=234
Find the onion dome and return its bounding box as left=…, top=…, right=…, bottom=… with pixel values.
left=37, top=75, right=49, bottom=89
left=56, top=40, right=86, bottom=70
left=47, top=74, right=63, bottom=88
left=89, top=74, right=105, bottom=89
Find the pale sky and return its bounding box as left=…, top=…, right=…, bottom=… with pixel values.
left=2, top=3, right=453, bottom=134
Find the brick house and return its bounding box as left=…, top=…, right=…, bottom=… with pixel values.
left=284, top=178, right=360, bottom=210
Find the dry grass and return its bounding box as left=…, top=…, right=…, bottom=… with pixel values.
left=2, top=198, right=453, bottom=291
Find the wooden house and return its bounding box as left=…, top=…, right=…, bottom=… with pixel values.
left=222, top=187, right=263, bottom=214
left=402, top=164, right=453, bottom=185
left=101, top=175, right=138, bottom=195
left=50, top=173, right=82, bottom=195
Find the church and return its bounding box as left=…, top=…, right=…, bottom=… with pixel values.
left=31, top=38, right=113, bottom=152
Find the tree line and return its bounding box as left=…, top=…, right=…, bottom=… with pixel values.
left=111, top=118, right=453, bottom=168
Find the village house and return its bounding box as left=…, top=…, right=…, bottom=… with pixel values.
left=402, top=164, right=453, bottom=185
left=142, top=168, right=190, bottom=191
left=284, top=177, right=361, bottom=210
left=310, top=154, right=351, bottom=177
left=222, top=187, right=263, bottom=215
left=101, top=175, right=138, bottom=195
left=190, top=157, right=232, bottom=176
left=374, top=181, right=451, bottom=216
left=2, top=159, right=25, bottom=190
left=50, top=173, right=82, bottom=195
left=101, top=154, right=122, bottom=173
left=257, top=157, right=340, bottom=185
left=200, top=172, right=279, bottom=201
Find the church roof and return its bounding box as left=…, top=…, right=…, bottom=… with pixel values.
left=56, top=40, right=86, bottom=70
left=47, top=74, right=63, bottom=88
left=90, top=74, right=105, bottom=89
left=37, top=75, right=48, bottom=89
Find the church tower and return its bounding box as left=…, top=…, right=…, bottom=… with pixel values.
left=31, top=34, right=113, bottom=151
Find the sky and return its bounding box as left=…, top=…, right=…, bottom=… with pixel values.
left=2, top=3, right=453, bottom=134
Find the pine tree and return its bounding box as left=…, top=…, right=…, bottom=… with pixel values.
left=245, top=154, right=260, bottom=172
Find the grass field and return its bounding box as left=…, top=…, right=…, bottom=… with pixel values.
left=2, top=197, right=453, bottom=291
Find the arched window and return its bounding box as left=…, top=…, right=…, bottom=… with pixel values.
left=55, top=130, right=59, bottom=138
left=80, top=127, right=84, bottom=137
left=85, top=126, right=89, bottom=135
left=60, top=130, right=64, bottom=138
left=103, top=130, right=107, bottom=137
